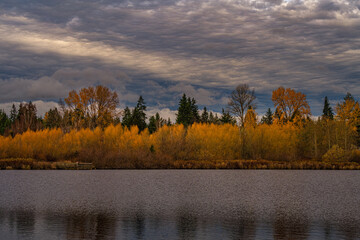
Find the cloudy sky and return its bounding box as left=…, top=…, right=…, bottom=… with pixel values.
left=0, top=0, right=359, bottom=120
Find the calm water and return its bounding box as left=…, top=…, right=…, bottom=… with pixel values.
left=0, top=170, right=359, bottom=239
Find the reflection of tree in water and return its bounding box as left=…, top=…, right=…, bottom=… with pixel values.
left=222, top=214, right=257, bottom=240
left=0, top=209, right=36, bottom=238
left=121, top=209, right=146, bottom=239
left=15, top=210, right=36, bottom=237
left=337, top=218, right=360, bottom=240
left=63, top=211, right=117, bottom=239
left=176, top=209, right=198, bottom=240
left=0, top=208, right=359, bottom=239
left=273, top=213, right=309, bottom=240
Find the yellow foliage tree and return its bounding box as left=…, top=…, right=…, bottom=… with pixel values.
left=185, top=123, right=242, bottom=160
left=64, top=85, right=119, bottom=129
left=336, top=95, right=360, bottom=130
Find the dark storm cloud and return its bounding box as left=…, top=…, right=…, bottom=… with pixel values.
left=0, top=0, right=359, bottom=115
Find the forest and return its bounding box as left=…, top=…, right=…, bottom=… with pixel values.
left=0, top=84, right=359, bottom=169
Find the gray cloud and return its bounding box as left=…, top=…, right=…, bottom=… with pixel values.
left=0, top=68, right=131, bottom=102
left=0, top=100, right=59, bottom=117
left=0, top=0, right=359, bottom=115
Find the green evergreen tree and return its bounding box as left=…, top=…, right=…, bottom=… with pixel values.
left=190, top=98, right=200, bottom=123
left=44, top=108, right=62, bottom=129
left=176, top=94, right=192, bottom=126
left=176, top=94, right=200, bottom=126
left=122, top=106, right=132, bottom=129
left=209, top=112, right=219, bottom=124
left=200, top=107, right=209, bottom=123
left=322, top=96, right=334, bottom=120
left=261, top=108, right=273, bottom=125
left=10, top=104, right=18, bottom=123
left=148, top=115, right=157, bottom=134
left=11, top=102, right=41, bottom=135
left=220, top=108, right=236, bottom=124
left=148, top=112, right=164, bottom=133
left=132, top=96, right=147, bottom=131
left=0, top=110, right=11, bottom=135
left=166, top=118, right=172, bottom=126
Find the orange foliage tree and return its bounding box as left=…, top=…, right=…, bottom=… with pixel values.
left=272, top=87, right=311, bottom=124
left=64, top=85, right=119, bottom=129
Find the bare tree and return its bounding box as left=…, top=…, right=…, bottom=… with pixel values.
left=228, top=84, right=256, bottom=127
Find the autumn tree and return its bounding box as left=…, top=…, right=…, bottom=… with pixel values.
left=336, top=93, right=360, bottom=127
left=244, top=106, right=257, bottom=128
left=228, top=84, right=256, bottom=127
left=64, top=85, right=119, bottom=129
left=336, top=92, right=360, bottom=146
left=271, top=87, right=311, bottom=124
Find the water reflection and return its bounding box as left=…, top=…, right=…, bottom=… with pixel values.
left=64, top=212, right=117, bottom=239
left=176, top=208, right=198, bottom=240
left=273, top=213, right=309, bottom=240
left=121, top=209, right=146, bottom=239
left=223, top=217, right=256, bottom=240
left=42, top=211, right=117, bottom=239
left=0, top=170, right=360, bottom=239
left=0, top=207, right=359, bottom=239
left=337, top=219, right=360, bottom=240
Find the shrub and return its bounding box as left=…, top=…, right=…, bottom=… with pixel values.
left=322, top=145, right=347, bottom=162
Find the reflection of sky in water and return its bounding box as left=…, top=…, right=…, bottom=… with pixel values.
left=0, top=170, right=359, bottom=239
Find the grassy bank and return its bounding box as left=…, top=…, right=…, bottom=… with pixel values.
left=0, top=158, right=94, bottom=170
left=1, top=158, right=359, bottom=170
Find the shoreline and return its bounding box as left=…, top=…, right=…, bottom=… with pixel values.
left=1, top=158, right=359, bottom=170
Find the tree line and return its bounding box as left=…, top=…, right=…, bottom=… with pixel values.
left=0, top=86, right=236, bottom=136
left=0, top=84, right=359, bottom=166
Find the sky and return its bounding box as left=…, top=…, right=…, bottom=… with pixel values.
left=0, top=0, right=359, bottom=121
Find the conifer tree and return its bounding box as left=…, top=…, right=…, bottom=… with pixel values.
left=200, top=107, right=209, bottom=123
left=10, top=104, right=18, bottom=123
left=166, top=118, right=172, bottom=126
left=209, top=112, right=219, bottom=124
left=220, top=108, right=236, bottom=124
left=0, top=110, right=10, bottom=135
left=132, top=96, right=147, bottom=131
left=261, top=108, right=273, bottom=125
left=190, top=98, right=200, bottom=123
left=11, top=102, right=41, bottom=135
left=122, top=107, right=132, bottom=128
left=176, top=94, right=198, bottom=127
left=148, top=115, right=157, bottom=134
left=44, top=108, right=62, bottom=129
left=148, top=112, right=165, bottom=133
left=322, top=96, right=334, bottom=120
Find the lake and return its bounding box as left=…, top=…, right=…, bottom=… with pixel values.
left=0, top=170, right=359, bottom=239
